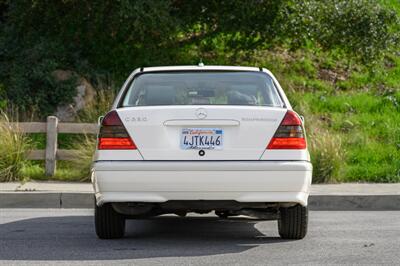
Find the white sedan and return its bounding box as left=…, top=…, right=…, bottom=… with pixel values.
left=92, top=65, right=312, bottom=239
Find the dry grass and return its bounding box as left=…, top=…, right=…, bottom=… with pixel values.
left=78, top=83, right=117, bottom=123
left=71, top=82, right=116, bottom=181
left=305, top=114, right=345, bottom=183
left=70, top=134, right=97, bottom=181
left=0, top=112, right=32, bottom=182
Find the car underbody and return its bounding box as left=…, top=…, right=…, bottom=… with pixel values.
left=111, top=200, right=298, bottom=219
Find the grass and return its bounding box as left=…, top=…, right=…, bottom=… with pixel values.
left=21, top=161, right=89, bottom=182
left=21, top=135, right=97, bottom=182
left=69, top=134, right=97, bottom=181
left=245, top=34, right=400, bottom=183
left=78, top=86, right=117, bottom=123
left=15, top=87, right=111, bottom=182
left=307, top=123, right=344, bottom=183
left=16, top=46, right=400, bottom=183
left=29, top=133, right=87, bottom=150
left=0, top=113, right=32, bottom=182
left=17, top=134, right=96, bottom=182
left=302, top=91, right=399, bottom=182
left=9, top=0, right=400, bottom=183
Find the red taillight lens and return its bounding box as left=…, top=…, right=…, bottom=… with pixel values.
left=267, top=110, right=306, bottom=149
left=280, top=110, right=303, bottom=126
left=101, top=111, right=123, bottom=126
left=98, top=137, right=136, bottom=150
left=98, top=111, right=136, bottom=150
left=267, top=137, right=306, bottom=149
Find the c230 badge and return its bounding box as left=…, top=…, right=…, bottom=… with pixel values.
left=125, top=116, right=148, bottom=122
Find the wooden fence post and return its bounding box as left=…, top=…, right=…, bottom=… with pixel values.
left=45, top=116, right=58, bottom=176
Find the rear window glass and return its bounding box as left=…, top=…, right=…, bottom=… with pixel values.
left=121, top=72, right=283, bottom=107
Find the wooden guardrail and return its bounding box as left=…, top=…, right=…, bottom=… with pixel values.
left=10, top=116, right=98, bottom=176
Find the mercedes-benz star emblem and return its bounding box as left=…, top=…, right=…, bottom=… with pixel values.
left=195, top=108, right=207, bottom=119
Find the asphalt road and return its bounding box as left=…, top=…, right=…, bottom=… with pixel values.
left=0, top=209, right=399, bottom=265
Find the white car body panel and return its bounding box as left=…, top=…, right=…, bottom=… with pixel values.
left=260, top=149, right=310, bottom=161
left=94, top=149, right=143, bottom=161
left=92, top=161, right=312, bottom=206
left=116, top=106, right=287, bottom=160
left=93, top=65, right=312, bottom=207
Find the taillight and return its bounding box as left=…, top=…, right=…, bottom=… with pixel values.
left=98, top=110, right=137, bottom=150
left=267, top=110, right=306, bottom=149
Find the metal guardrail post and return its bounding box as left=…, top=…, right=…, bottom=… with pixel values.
left=45, top=116, right=58, bottom=176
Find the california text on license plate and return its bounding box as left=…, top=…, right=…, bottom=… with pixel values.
left=181, top=128, right=223, bottom=150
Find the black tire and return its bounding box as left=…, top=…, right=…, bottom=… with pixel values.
left=95, top=202, right=125, bottom=239
left=278, top=204, right=308, bottom=239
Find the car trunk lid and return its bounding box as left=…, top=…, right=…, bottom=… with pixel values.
left=117, top=106, right=286, bottom=160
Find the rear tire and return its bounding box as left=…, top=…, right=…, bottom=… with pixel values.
left=278, top=204, right=308, bottom=239
left=95, top=202, right=125, bottom=239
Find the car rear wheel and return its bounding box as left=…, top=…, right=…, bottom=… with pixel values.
left=95, top=201, right=125, bottom=239
left=278, top=204, right=308, bottom=239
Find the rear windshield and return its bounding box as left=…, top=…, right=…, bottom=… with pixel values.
left=121, top=72, right=284, bottom=107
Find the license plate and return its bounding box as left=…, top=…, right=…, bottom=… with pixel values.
left=181, top=128, right=223, bottom=150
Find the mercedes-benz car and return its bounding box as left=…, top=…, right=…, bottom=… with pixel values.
left=92, top=65, right=312, bottom=239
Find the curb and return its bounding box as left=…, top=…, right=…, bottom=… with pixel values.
left=1, top=192, right=399, bottom=210
left=308, top=195, right=400, bottom=210
left=0, top=192, right=92, bottom=209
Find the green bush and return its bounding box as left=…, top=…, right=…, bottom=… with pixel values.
left=0, top=83, right=6, bottom=109
left=0, top=0, right=178, bottom=117
left=1, top=40, right=78, bottom=116
left=0, top=0, right=398, bottom=118
left=282, top=0, right=399, bottom=62
left=0, top=112, right=32, bottom=182
left=0, top=0, right=399, bottom=184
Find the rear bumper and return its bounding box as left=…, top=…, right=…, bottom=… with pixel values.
left=92, top=161, right=312, bottom=206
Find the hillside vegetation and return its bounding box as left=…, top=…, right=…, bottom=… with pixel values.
left=0, top=0, right=399, bottom=182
